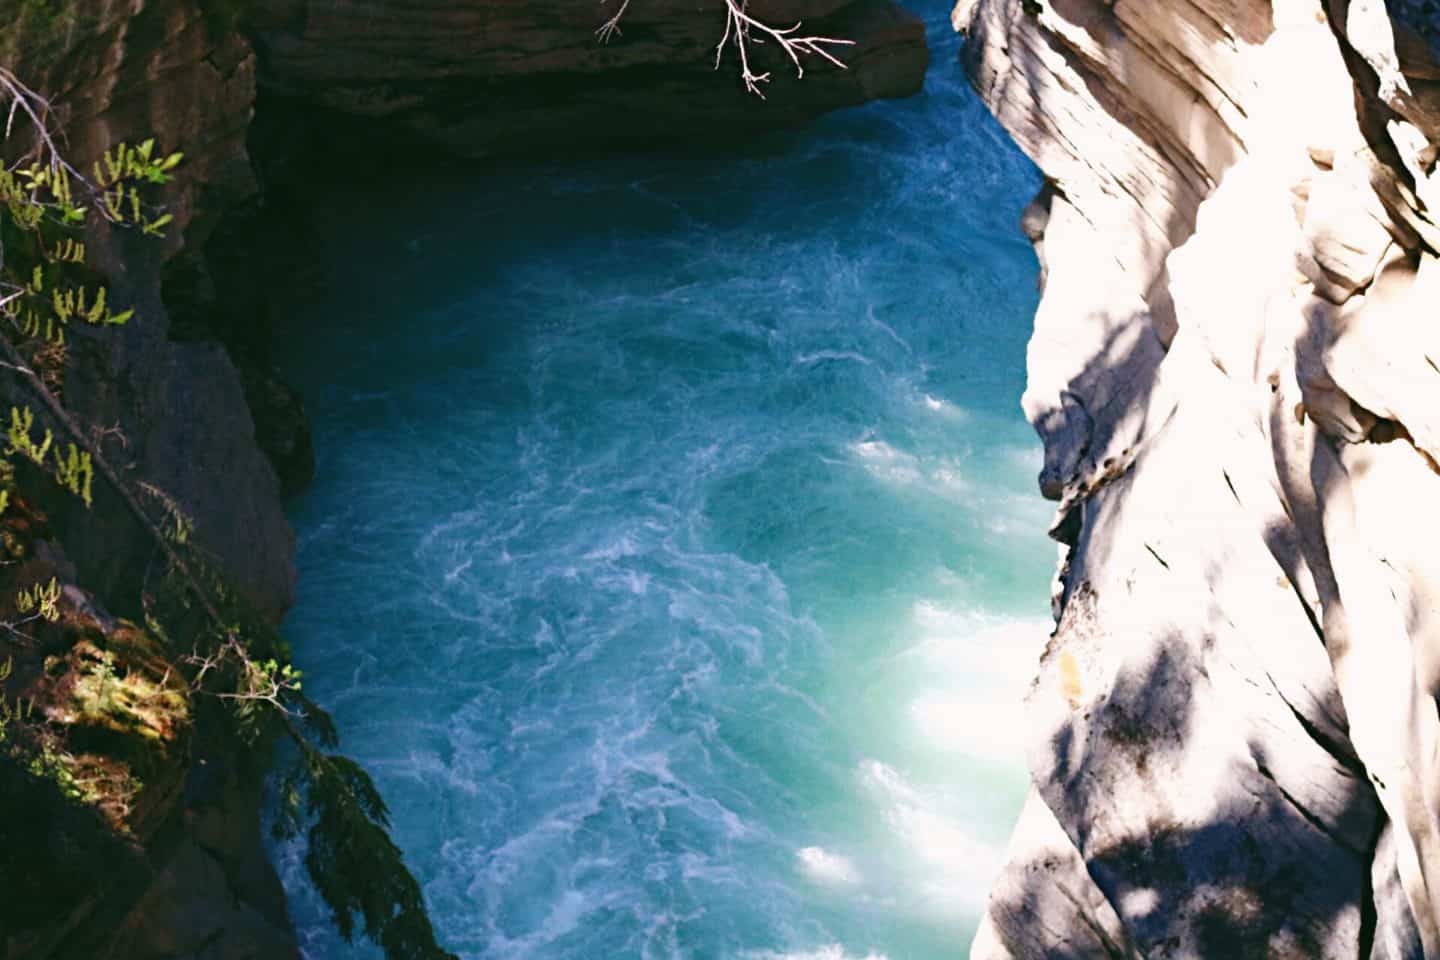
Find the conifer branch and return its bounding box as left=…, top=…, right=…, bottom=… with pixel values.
left=0, top=78, right=457, bottom=959
left=0, top=321, right=457, bottom=960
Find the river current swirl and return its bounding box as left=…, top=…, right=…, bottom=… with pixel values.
left=273, top=7, right=1050, bottom=956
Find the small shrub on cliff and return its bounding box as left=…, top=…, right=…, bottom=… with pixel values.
left=0, top=66, right=458, bottom=960
left=15, top=575, right=60, bottom=621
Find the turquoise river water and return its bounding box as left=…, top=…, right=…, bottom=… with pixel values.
left=271, top=7, right=1052, bottom=958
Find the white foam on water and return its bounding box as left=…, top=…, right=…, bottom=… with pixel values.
left=901, top=603, right=1048, bottom=763
left=272, top=11, right=1050, bottom=954
left=849, top=439, right=923, bottom=486
left=443, top=558, right=474, bottom=582
left=848, top=438, right=972, bottom=501
left=867, top=311, right=914, bottom=355
left=482, top=888, right=614, bottom=960
left=749, top=948, right=890, bottom=960
left=582, top=533, right=643, bottom=561
left=858, top=760, right=1006, bottom=915
left=796, top=846, right=862, bottom=887
left=796, top=350, right=874, bottom=366
left=916, top=390, right=972, bottom=423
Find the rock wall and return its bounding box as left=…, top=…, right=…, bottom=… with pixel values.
left=2, top=9, right=301, bottom=952
left=4, top=0, right=294, bottom=624
left=246, top=0, right=927, bottom=158
left=0, top=2, right=926, bottom=957
left=2, top=0, right=928, bottom=627
left=955, top=0, right=1440, bottom=955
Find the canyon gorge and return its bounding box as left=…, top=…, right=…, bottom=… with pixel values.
left=3, top=0, right=1440, bottom=957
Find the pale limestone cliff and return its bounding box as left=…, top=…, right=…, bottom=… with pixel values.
left=956, top=0, right=1440, bottom=956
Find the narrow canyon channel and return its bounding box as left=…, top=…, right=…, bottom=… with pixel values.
left=272, top=7, right=1051, bottom=956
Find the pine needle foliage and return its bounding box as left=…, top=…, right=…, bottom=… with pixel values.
left=149, top=539, right=457, bottom=960
left=1, top=67, right=457, bottom=960
left=275, top=749, right=455, bottom=959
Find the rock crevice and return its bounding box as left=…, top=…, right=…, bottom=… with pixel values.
left=958, top=1, right=1440, bottom=955
left=0, top=4, right=928, bottom=957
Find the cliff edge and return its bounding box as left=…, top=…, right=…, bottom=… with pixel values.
left=956, top=0, right=1440, bottom=956
left=0, top=3, right=928, bottom=958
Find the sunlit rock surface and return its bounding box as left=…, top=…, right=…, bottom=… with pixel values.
left=957, top=0, right=1440, bottom=955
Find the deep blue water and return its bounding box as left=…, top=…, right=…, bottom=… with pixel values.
left=272, top=7, right=1050, bottom=958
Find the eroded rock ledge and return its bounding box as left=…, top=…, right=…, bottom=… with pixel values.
left=956, top=0, right=1440, bottom=955
left=0, top=3, right=926, bottom=957
left=248, top=0, right=928, bottom=158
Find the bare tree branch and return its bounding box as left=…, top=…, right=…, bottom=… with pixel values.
left=0, top=67, right=79, bottom=178
left=595, top=0, right=633, bottom=43
left=595, top=0, right=854, bottom=97
left=0, top=68, right=81, bottom=307
left=716, top=0, right=854, bottom=97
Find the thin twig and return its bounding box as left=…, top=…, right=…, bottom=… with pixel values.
left=0, top=68, right=80, bottom=179
left=593, top=0, right=853, bottom=97
left=715, top=0, right=854, bottom=98
left=0, top=342, right=280, bottom=697
left=595, top=0, right=633, bottom=43
left=1, top=68, right=75, bottom=293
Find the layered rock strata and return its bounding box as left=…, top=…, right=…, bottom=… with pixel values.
left=956, top=0, right=1440, bottom=955
left=247, top=0, right=928, bottom=158
left=0, top=2, right=928, bottom=956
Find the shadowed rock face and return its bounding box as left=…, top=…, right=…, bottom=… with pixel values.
left=4, top=0, right=294, bottom=625
left=5, top=0, right=928, bottom=628
left=248, top=0, right=928, bottom=157
left=1391, top=1, right=1440, bottom=51
left=1, top=3, right=927, bottom=957
left=956, top=0, right=1440, bottom=956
